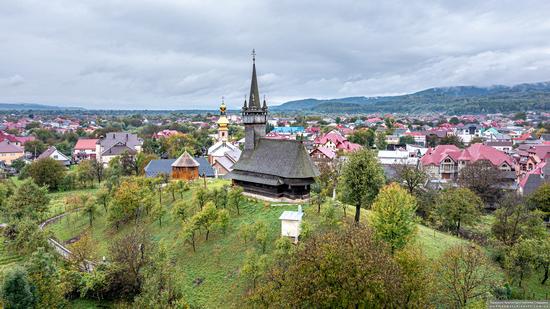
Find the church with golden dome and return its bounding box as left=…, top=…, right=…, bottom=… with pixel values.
left=207, top=100, right=242, bottom=176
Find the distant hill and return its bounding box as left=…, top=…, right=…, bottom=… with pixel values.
left=0, top=103, right=85, bottom=111
left=272, top=81, right=550, bottom=114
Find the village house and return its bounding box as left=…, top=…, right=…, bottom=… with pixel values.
left=0, top=140, right=24, bottom=165
left=73, top=138, right=99, bottom=161
left=38, top=146, right=71, bottom=166
left=420, top=143, right=514, bottom=180
left=96, top=132, right=142, bottom=165
left=144, top=154, right=215, bottom=180
left=313, top=130, right=361, bottom=152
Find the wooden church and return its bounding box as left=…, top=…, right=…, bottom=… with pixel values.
left=228, top=51, right=319, bottom=199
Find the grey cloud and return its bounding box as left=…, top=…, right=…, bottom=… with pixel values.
left=1, top=0, right=550, bottom=109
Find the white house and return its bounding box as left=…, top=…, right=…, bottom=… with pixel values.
left=279, top=206, right=304, bottom=243
left=37, top=146, right=70, bottom=166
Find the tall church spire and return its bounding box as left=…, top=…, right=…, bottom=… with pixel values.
left=248, top=49, right=261, bottom=109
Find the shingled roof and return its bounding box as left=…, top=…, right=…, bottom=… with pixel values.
left=230, top=138, right=319, bottom=179
left=172, top=151, right=199, bottom=167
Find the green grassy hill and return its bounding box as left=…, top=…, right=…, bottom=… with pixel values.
left=45, top=179, right=473, bottom=308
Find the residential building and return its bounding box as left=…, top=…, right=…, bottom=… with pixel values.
left=96, top=132, right=142, bottom=165
left=73, top=138, right=99, bottom=161
left=420, top=143, right=514, bottom=180
left=38, top=146, right=71, bottom=166
left=0, top=140, right=24, bottom=165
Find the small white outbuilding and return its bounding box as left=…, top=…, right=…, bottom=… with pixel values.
left=279, top=206, right=304, bottom=243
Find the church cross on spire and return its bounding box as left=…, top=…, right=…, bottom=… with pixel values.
left=248, top=48, right=261, bottom=109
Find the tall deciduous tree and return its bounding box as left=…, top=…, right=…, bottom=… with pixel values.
left=505, top=239, right=538, bottom=288
left=5, top=179, right=50, bottom=222
left=458, top=160, right=505, bottom=205
left=491, top=194, right=545, bottom=246
left=339, top=149, right=385, bottom=223
left=434, top=244, right=499, bottom=307
left=76, top=159, right=96, bottom=188
left=369, top=183, right=417, bottom=254
left=26, top=248, right=66, bottom=308
left=432, top=188, right=483, bottom=235
left=248, top=227, right=404, bottom=308
left=133, top=243, right=186, bottom=308
left=26, top=157, right=66, bottom=191
left=0, top=266, right=36, bottom=309
left=393, top=163, right=428, bottom=194
left=528, top=183, right=550, bottom=218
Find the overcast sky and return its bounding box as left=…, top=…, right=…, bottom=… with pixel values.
left=1, top=0, right=550, bottom=110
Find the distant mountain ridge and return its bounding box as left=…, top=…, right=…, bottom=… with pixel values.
left=0, top=103, right=85, bottom=111
left=272, top=81, right=550, bottom=114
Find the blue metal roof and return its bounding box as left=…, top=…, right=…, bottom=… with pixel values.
left=272, top=126, right=305, bottom=134
left=144, top=157, right=215, bottom=178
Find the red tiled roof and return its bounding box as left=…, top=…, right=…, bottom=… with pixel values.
left=421, top=144, right=513, bottom=167
left=74, top=138, right=98, bottom=150
left=311, top=147, right=336, bottom=160
left=420, top=145, right=461, bottom=166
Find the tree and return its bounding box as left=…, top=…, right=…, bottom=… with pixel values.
left=136, top=152, right=158, bottom=176
left=166, top=181, right=178, bottom=202
left=440, top=135, right=464, bottom=148
left=216, top=209, right=230, bottom=235
left=91, top=159, right=104, bottom=184
left=458, top=160, right=505, bottom=204
left=339, top=149, right=385, bottom=223
left=76, top=159, right=96, bottom=188
left=399, top=135, right=415, bottom=145
left=26, top=157, right=66, bottom=191
left=180, top=217, right=200, bottom=252
left=108, top=227, right=152, bottom=299
left=228, top=186, right=244, bottom=215
left=96, top=187, right=110, bottom=213
left=491, top=194, right=546, bottom=246
left=212, top=187, right=228, bottom=209
left=533, top=237, right=550, bottom=285
left=133, top=243, right=186, bottom=308
left=171, top=199, right=191, bottom=223
left=151, top=202, right=166, bottom=227
left=432, top=188, right=483, bottom=235
left=69, top=232, right=97, bottom=272
left=10, top=158, right=26, bottom=173
left=369, top=183, right=418, bottom=254
left=81, top=193, right=97, bottom=227
left=528, top=183, right=550, bottom=217
left=193, top=203, right=219, bottom=241
left=434, top=244, right=499, bottom=307
left=4, top=219, right=48, bottom=255
left=24, top=140, right=46, bottom=158
left=193, top=186, right=209, bottom=211
left=393, top=163, right=428, bottom=194
left=248, top=227, right=404, bottom=307
left=310, top=182, right=326, bottom=213
left=0, top=266, right=36, bottom=309
left=505, top=239, right=537, bottom=288
left=348, top=128, right=375, bottom=147
left=254, top=221, right=269, bottom=253
left=108, top=179, right=143, bottom=229
left=5, top=179, right=50, bottom=222
left=394, top=246, right=435, bottom=308
left=241, top=250, right=268, bottom=290
left=25, top=247, right=66, bottom=308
